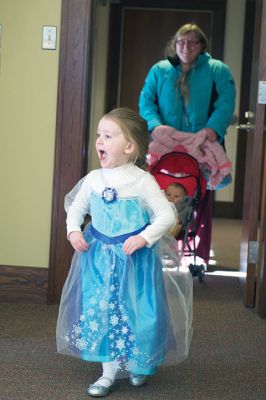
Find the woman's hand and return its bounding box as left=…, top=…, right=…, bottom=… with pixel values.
left=68, top=231, right=89, bottom=252
left=122, top=235, right=148, bottom=256
left=205, top=128, right=217, bottom=142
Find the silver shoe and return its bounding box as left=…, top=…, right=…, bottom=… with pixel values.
left=129, top=373, right=147, bottom=387
left=87, top=376, right=115, bottom=397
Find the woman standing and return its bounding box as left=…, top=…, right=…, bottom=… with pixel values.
left=139, top=23, right=236, bottom=264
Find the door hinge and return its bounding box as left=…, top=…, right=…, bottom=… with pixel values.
left=248, top=241, right=259, bottom=263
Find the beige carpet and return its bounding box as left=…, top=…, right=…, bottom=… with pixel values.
left=1, top=275, right=266, bottom=400
left=210, top=218, right=242, bottom=270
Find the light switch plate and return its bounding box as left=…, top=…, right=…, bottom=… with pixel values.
left=42, top=26, right=57, bottom=50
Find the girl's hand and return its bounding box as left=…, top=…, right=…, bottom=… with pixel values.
left=122, top=235, right=148, bottom=256
left=68, top=231, right=89, bottom=252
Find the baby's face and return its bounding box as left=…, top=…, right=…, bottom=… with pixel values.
left=165, top=186, right=186, bottom=204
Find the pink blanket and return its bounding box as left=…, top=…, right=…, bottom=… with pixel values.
left=148, top=126, right=232, bottom=190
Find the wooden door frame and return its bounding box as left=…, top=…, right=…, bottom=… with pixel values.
left=255, top=0, right=266, bottom=317
left=237, top=0, right=259, bottom=307
left=257, top=116, right=266, bottom=317
left=47, top=0, right=94, bottom=303
left=239, top=0, right=266, bottom=313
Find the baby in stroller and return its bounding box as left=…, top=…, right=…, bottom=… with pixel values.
left=165, top=183, right=193, bottom=238
left=149, top=151, right=206, bottom=281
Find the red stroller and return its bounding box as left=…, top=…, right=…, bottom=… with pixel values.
left=149, top=151, right=207, bottom=282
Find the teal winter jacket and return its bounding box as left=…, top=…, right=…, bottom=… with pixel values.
left=139, top=52, right=236, bottom=142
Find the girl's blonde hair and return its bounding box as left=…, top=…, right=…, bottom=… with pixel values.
left=104, top=107, right=150, bottom=169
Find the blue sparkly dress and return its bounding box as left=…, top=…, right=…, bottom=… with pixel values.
left=56, top=166, right=193, bottom=376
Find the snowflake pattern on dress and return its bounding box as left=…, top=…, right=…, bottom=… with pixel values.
left=64, top=245, right=156, bottom=372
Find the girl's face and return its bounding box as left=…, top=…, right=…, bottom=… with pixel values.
left=175, top=32, right=203, bottom=67
left=96, top=117, right=135, bottom=169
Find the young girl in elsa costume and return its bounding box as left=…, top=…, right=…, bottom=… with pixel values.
left=56, top=108, right=193, bottom=397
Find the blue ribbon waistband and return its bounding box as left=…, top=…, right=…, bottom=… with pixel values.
left=90, top=223, right=149, bottom=244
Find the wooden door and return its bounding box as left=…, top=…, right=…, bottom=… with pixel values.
left=239, top=0, right=266, bottom=315
left=253, top=0, right=266, bottom=317
left=118, top=9, right=214, bottom=111
left=106, top=0, right=226, bottom=112
left=48, top=0, right=94, bottom=303
left=256, top=111, right=266, bottom=317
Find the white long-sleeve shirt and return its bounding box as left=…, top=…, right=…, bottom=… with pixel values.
left=67, top=163, right=176, bottom=246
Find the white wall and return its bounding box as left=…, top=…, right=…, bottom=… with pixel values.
left=215, top=0, right=246, bottom=202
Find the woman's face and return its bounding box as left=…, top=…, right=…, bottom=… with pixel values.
left=175, top=32, right=204, bottom=67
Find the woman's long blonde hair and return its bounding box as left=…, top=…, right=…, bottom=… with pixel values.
left=165, top=23, right=209, bottom=104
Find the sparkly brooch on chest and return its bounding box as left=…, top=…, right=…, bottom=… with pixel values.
left=102, top=187, right=118, bottom=203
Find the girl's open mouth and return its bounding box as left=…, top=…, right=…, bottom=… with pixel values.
left=98, top=150, right=107, bottom=161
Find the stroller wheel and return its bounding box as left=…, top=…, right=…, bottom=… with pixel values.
left=198, top=265, right=205, bottom=282
left=189, top=263, right=198, bottom=277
